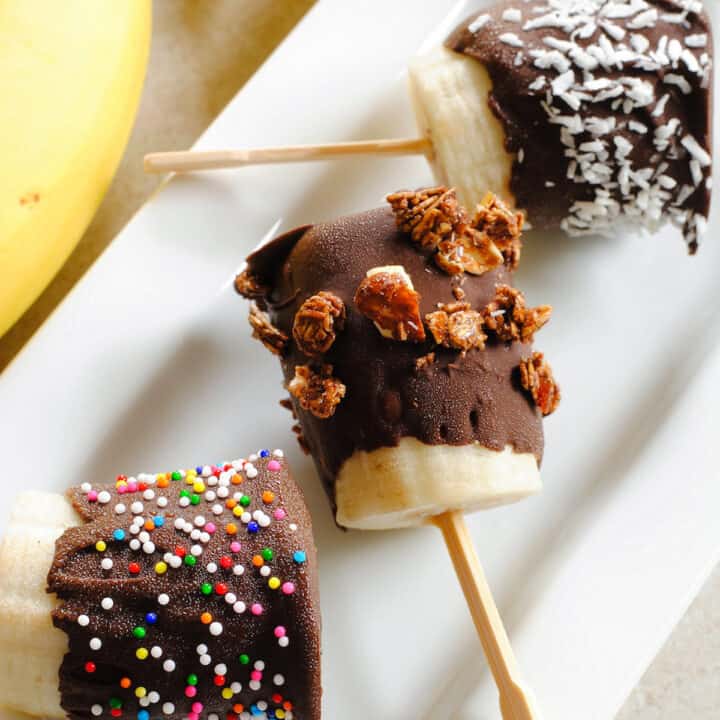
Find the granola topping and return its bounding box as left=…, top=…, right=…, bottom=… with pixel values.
left=426, top=302, right=486, bottom=352
left=354, top=266, right=426, bottom=343
left=288, top=364, right=346, bottom=419
left=473, top=193, right=524, bottom=270
left=519, top=352, right=560, bottom=416
left=482, top=285, right=551, bottom=343
left=248, top=303, right=288, bottom=355
left=235, top=268, right=270, bottom=305
left=293, top=291, right=346, bottom=357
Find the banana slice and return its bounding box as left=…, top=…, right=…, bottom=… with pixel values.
left=0, top=492, right=78, bottom=718
left=408, top=46, right=515, bottom=212
left=335, top=438, right=540, bottom=530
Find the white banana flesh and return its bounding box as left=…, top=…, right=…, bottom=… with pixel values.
left=408, top=46, right=515, bottom=211
left=335, top=438, right=541, bottom=530
left=0, top=492, right=78, bottom=718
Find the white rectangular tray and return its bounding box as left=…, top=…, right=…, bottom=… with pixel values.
left=1, top=2, right=718, bottom=718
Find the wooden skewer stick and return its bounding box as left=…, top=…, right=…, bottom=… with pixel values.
left=434, top=511, right=541, bottom=720
left=143, top=137, right=432, bottom=174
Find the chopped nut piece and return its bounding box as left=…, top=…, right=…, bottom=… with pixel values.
left=519, top=352, right=560, bottom=416
left=291, top=423, right=311, bottom=454
left=248, top=304, right=288, bottom=355
left=293, top=291, right=346, bottom=357
left=387, top=186, right=504, bottom=276
left=279, top=397, right=297, bottom=418
left=426, top=303, right=486, bottom=351
left=235, top=268, right=270, bottom=303
left=415, top=352, right=436, bottom=371
left=387, top=186, right=463, bottom=250
left=354, top=267, right=426, bottom=342
left=473, top=193, right=524, bottom=269
left=288, top=364, right=346, bottom=419
left=482, top=285, right=551, bottom=343
left=452, top=286, right=466, bottom=301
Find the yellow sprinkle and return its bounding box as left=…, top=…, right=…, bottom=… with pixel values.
left=193, top=480, right=206, bottom=493
left=187, top=468, right=197, bottom=478
left=135, top=687, right=147, bottom=698
left=95, top=541, right=107, bottom=552
left=155, top=561, right=168, bottom=575
left=276, top=711, right=286, bottom=719
left=268, top=577, right=281, bottom=590
left=221, top=688, right=233, bottom=700
left=156, top=473, right=166, bottom=482
left=233, top=506, right=243, bottom=518
left=136, top=648, right=149, bottom=660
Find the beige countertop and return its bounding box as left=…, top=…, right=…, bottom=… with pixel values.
left=1, top=2, right=717, bottom=717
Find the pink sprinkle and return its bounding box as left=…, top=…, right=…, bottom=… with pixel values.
left=273, top=509, right=286, bottom=521
left=188, top=714, right=199, bottom=720
left=127, top=481, right=138, bottom=492
left=251, top=603, right=263, bottom=616
left=267, top=459, right=281, bottom=471
left=205, top=522, right=216, bottom=534
left=191, top=703, right=203, bottom=713
left=274, top=626, right=286, bottom=638
left=117, top=485, right=127, bottom=495
left=87, top=491, right=98, bottom=502
left=250, top=670, right=262, bottom=682
left=281, top=582, right=295, bottom=595
left=212, top=465, right=220, bottom=475
left=185, top=686, right=197, bottom=698
left=230, top=541, right=242, bottom=553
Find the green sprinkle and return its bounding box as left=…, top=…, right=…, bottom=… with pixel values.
left=239, top=495, right=251, bottom=508
left=184, top=555, right=197, bottom=566
left=200, top=582, right=213, bottom=595
left=239, top=654, right=250, bottom=665
left=109, top=698, right=123, bottom=709
left=261, top=548, right=273, bottom=561
left=132, top=626, right=146, bottom=639
left=179, top=490, right=190, bottom=499
left=187, top=674, right=198, bottom=686
left=190, top=494, right=201, bottom=506
left=171, top=471, right=182, bottom=481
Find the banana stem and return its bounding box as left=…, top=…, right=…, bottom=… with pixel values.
left=434, top=511, right=541, bottom=720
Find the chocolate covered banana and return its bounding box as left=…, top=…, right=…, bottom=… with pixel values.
left=237, top=188, right=559, bottom=529
left=0, top=451, right=320, bottom=720
left=411, top=0, right=713, bottom=250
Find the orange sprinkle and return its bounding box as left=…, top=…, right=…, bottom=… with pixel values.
left=262, top=491, right=275, bottom=504
left=144, top=519, right=155, bottom=531
left=225, top=499, right=237, bottom=509
left=233, top=705, right=244, bottom=714
left=283, top=701, right=293, bottom=711
left=251, top=555, right=264, bottom=568
left=226, top=523, right=238, bottom=535
left=157, top=477, right=170, bottom=488
left=200, top=612, right=213, bottom=625
left=231, top=474, right=243, bottom=485
left=120, top=678, right=132, bottom=689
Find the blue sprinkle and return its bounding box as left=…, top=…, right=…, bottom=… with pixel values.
left=293, top=550, right=307, bottom=564
left=250, top=706, right=262, bottom=717
left=145, top=612, right=158, bottom=625
left=247, top=521, right=259, bottom=534
left=259, top=449, right=270, bottom=458
left=153, top=516, right=164, bottom=528
left=113, top=529, right=125, bottom=541
left=138, top=711, right=149, bottom=720
left=196, top=466, right=203, bottom=474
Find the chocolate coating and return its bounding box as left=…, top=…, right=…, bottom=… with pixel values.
left=446, top=0, right=713, bottom=251
left=48, top=455, right=320, bottom=720
left=246, top=207, right=544, bottom=512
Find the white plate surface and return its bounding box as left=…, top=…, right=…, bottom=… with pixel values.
left=1, top=2, right=719, bottom=718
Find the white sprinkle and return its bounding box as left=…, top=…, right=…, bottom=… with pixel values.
left=233, top=564, right=245, bottom=576
left=545, top=181, right=555, bottom=187
left=97, top=491, right=111, bottom=505
left=101, top=558, right=114, bottom=571
left=173, top=517, right=185, bottom=530
left=212, top=503, right=224, bottom=516
left=254, top=661, right=265, bottom=671
left=514, top=51, right=524, bottom=67
left=630, top=33, right=650, bottom=53
left=157, top=496, right=168, bottom=508
left=233, top=601, right=247, bottom=614
left=580, top=140, right=605, bottom=154
left=101, top=597, right=114, bottom=610
left=289, top=523, right=298, bottom=532
left=131, top=501, right=144, bottom=514
left=201, top=465, right=212, bottom=477
left=518, top=148, right=525, bottom=164
left=532, top=49, right=570, bottom=73
left=194, top=515, right=206, bottom=527
left=158, top=593, right=170, bottom=606
left=668, top=38, right=682, bottom=64
left=91, top=705, right=103, bottom=716
left=143, top=541, right=155, bottom=554
left=199, top=654, right=212, bottom=666
left=627, top=8, right=658, bottom=29
left=209, top=622, right=223, bottom=636
left=690, top=160, right=703, bottom=186
left=138, top=531, right=150, bottom=543
left=629, top=120, right=648, bottom=134
left=81, top=483, right=93, bottom=494
left=204, top=490, right=216, bottom=502
left=528, top=76, right=546, bottom=91
left=652, top=93, right=670, bottom=117
left=502, top=8, right=522, bottom=23
left=552, top=70, right=575, bottom=96
left=200, top=532, right=211, bottom=544
left=600, top=20, right=625, bottom=41
left=129, top=538, right=141, bottom=551
left=230, top=682, right=242, bottom=694
left=245, top=465, right=258, bottom=479
left=260, top=566, right=271, bottom=577
left=169, top=556, right=182, bottom=569
left=163, top=659, right=176, bottom=672
left=190, top=529, right=201, bottom=541
left=179, top=496, right=190, bottom=508
left=77, top=614, right=90, bottom=627
left=665, top=74, right=692, bottom=94
left=191, top=544, right=203, bottom=556
left=601, top=0, right=650, bottom=20
left=89, top=637, right=102, bottom=651
left=256, top=701, right=267, bottom=711
left=680, top=49, right=700, bottom=74
left=278, top=636, right=290, bottom=647
left=240, top=512, right=252, bottom=524
left=686, top=34, right=708, bottom=48
left=614, top=136, right=633, bottom=159
left=468, top=13, right=490, bottom=33
left=273, top=674, right=285, bottom=687
left=162, top=704, right=175, bottom=715
left=225, top=592, right=237, bottom=604
left=151, top=645, right=163, bottom=658
left=215, top=663, right=228, bottom=676
left=258, top=514, right=271, bottom=528
left=272, top=449, right=284, bottom=458
left=499, top=32, right=524, bottom=48
left=217, top=487, right=229, bottom=499
left=206, top=562, right=218, bottom=574
left=143, top=489, right=155, bottom=501
left=682, top=135, right=712, bottom=167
